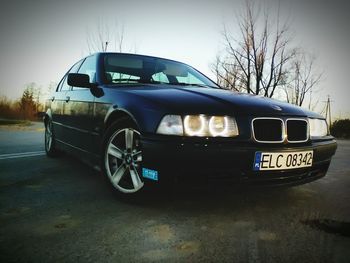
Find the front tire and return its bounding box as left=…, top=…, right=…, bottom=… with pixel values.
left=102, top=119, right=145, bottom=195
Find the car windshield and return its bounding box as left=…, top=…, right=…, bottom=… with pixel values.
left=103, top=54, right=219, bottom=88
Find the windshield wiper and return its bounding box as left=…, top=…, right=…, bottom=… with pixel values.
left=109, top=80, right=225, bottom=90
left=166, top=82, right=220, bottom=89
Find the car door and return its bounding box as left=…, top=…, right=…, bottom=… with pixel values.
left=63, top=55, right=97, bottom=154
left=51, top=61, right=83, bottom=142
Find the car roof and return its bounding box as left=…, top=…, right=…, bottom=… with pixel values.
left=92, top=52, right=188, bottom=65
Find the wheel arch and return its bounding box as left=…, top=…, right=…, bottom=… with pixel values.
left=43, top=109, right=52, bottom=126
left=103, top=108, right=140, bottom=134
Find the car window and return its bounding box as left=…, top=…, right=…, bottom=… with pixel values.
left=56, top=75, right=65, bottom=92
left=75, top=55, right=97, bottom=89
left=105, top=71, right=140, bottom=84
left=175, top=72, right=205, bottom=85
left=152, top=72, right=169, bottom=83
left=60, top=76, right=70, bottom=91
left=57, top=60, right=83, bottom=92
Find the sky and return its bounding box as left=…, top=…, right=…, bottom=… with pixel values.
left=0, top=0, right=349, bottom=118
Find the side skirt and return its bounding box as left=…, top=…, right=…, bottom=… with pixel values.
left=55, top=139, right=100, bottom=170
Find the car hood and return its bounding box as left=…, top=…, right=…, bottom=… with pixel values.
left=114, top=84, right=321, bottom=117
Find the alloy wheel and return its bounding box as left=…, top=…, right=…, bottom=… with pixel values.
left=45, top=121, right=53, bottom=151
left=105, top=128, right=144, bottom=193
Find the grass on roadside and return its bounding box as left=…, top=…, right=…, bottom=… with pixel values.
left=0, top=119, right=32, bottom=126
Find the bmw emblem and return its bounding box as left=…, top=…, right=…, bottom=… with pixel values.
left=271, top=105, right=282, bottom=111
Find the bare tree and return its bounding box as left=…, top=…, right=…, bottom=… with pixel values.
left=213, top=0, right=296, bottom=98
left=284, top=52, right=323, bottom=107
left=115, top=22, right=125, bottom=52
left=86, top=20, right=126, bottom=53
left=86, top=20, right=110, bottom=53
left=212, top=54, right=246, bottom=91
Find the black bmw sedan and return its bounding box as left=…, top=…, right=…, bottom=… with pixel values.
left=44, top=52, right=337, bottom=194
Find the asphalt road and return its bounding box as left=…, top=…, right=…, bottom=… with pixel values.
left=0, top=122, right=349, bottom=262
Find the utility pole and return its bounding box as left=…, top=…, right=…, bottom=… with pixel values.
left=324, top=95, right=333, bottom=129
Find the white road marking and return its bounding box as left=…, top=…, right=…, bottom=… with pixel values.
left=0, top=151, right=46, bottom=160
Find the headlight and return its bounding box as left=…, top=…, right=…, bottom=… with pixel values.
left=309, top=118, right=328, bottom=137
left=157, top=114, right=239, bottom=137
left=208, top=116, right=238, bottom=137
left=183, top=115, right=206, bottom=136
left=184, top=115, right=238, bottom=137
left=156, top=115, right=183, bottom=135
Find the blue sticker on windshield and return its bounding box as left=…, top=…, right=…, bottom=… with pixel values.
left=142, top=168, right=158, bottom=181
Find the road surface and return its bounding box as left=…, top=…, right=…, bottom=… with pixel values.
left=0, top=122, right=349, bottom=262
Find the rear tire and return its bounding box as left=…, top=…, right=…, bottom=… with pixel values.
left=45, top=119, right=59, bottom=157
left=102, top=118, right=145, bottom=196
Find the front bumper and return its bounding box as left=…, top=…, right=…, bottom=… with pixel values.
left=141, top=135, right=337, bottom=187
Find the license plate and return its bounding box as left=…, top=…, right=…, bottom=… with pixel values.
left=142, top=168, right=158, bottom=181
left=253, top=151, right=313, bottom=171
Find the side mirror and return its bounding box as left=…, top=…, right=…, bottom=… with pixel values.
left=90, top=85, right=104, bottom=98
left=67, top=73, right=90, bottom=88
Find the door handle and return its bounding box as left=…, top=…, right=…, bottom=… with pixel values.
left=65, top=96, right=70, bottom=102
left=51, top=96, right=55, bottom=101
